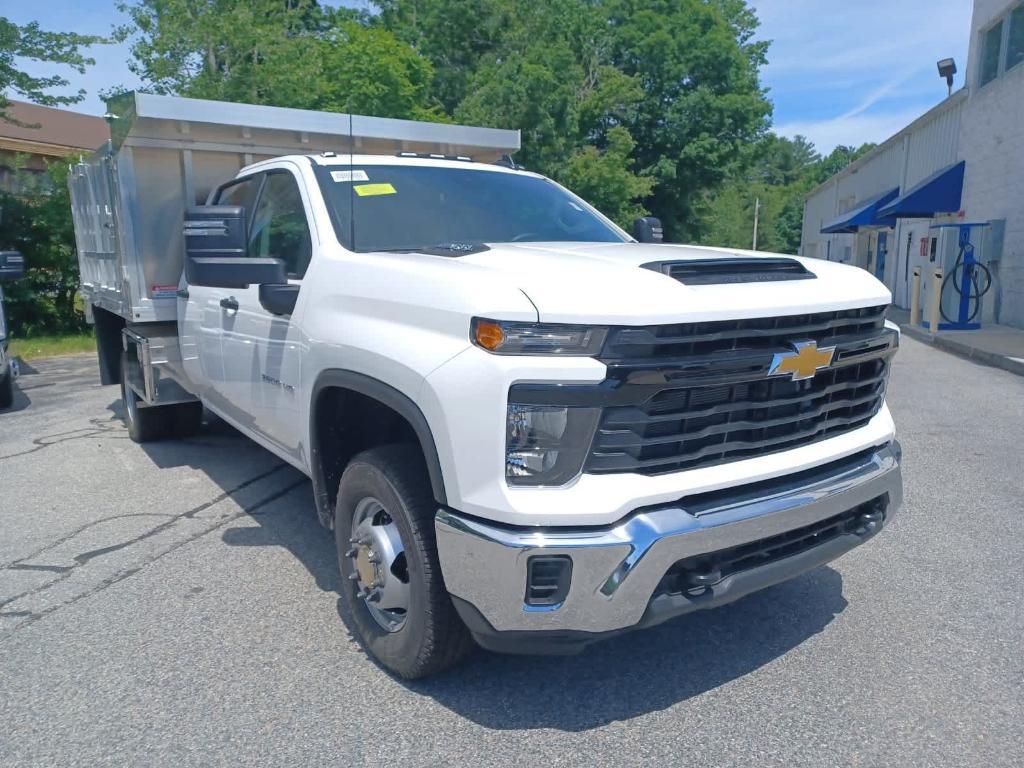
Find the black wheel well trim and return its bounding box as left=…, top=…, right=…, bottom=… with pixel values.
left=309, top=369, right=448, bottom=527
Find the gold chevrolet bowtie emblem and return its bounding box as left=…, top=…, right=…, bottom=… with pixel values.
left=769, top=340, right=836, bottom=381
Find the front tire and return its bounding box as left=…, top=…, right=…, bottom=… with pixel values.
left=335, top=444, right=472, bottom=678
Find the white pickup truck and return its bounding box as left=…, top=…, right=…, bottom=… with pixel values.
left=72, top=93, right=902, bottom=678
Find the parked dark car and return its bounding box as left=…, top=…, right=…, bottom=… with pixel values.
left=0, top=251, right=25, bottom=409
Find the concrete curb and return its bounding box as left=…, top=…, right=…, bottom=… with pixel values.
left=896, top=321, right=1024, bottom=377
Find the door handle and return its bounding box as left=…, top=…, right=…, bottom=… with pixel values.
left=220, top=296, right=239, bottom=312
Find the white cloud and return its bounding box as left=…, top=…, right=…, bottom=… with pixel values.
left=749, top=0, right=973, bottom=154
left=774, top=106, right=934, bottom=153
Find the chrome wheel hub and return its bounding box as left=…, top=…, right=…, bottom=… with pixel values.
left=347, top=497, right=410, bottom=632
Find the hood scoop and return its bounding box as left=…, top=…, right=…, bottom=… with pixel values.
left=643, top=257, right=815, bottom=285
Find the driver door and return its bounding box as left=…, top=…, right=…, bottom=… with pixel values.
left=217, top=168, right=312, bottom=459
left=180, top=173, right=261, bottom=399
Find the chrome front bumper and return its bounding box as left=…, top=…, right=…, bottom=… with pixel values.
left=435, top=442, right=902, bottom=644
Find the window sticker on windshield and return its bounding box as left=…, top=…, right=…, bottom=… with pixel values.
left=330, top=169, right=369, bottom=182
left=354, top=183, right=397, bottom=197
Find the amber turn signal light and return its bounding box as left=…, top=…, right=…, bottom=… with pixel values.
left=473, top=319, right=506, bottom=351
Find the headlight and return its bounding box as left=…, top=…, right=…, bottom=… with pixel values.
left=506, top=404, right=600, bottom=486
left=472, top=318, right=607, bottom=356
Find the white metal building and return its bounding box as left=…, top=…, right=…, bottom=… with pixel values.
left=799, top=0, right=1024, bottom=329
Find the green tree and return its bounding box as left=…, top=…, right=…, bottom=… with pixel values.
left=408, top=0, right=651, bottom=223
left=558, top=126, right=654, bottom=228
left=0, top=17, right=102, bottom=123
left=374, top=0, right=517, bottom=114
left=809, top=143, right=876, bottom=185
left=0, top=161, right=87, bottom=335
left=116, top=0, right=438, bottom=119
left=701, top=136, right=878, bottom=255
left=754, top=134, right=819, bottom=186
left=603, top=0, right=772, bottom=241
left=377, top=0, right=772, bottom=240
left=116, top=0, right=326, bottom=106
left=317, top=21, right=440, bottom=120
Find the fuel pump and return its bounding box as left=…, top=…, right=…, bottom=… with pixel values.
left=940, top=226, right=992, bottom=329
left=923, top=223, right=994, bottom=331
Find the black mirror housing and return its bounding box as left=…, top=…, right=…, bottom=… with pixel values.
left=187, top=257, right=287, bottom=289
left=184, top=205, right=286, bottom=288
left=633, top=217, right=664, bottom=243
left=259, top=283, right=300, bottom=316
left=185, top=205, right=247, bottom=258
left=0, top=251, right=25, bottom=282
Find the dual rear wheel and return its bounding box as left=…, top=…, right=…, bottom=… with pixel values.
left=119, top=351, right=202, bottom=442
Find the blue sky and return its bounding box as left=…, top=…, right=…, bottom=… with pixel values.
left=6, top=0, right=972, bottom=154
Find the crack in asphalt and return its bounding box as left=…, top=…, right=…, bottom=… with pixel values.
left=0, top=463, right=297, bottom=618
left=14, top=382, right=55, bottom=392
left=1, top=360, right=313, bottom=636
left=0, top=478, right=309, bottom=635
left=0, top=416, right=128, bottom=462
left=6, top=564, right=72, bottom=573
left=0, top=512, right=171, bottom=571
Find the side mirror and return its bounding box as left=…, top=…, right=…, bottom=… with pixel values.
left=0, top=251, right=25, bottom=282
left=184, top=206, right=285, bottom=288
left=187, top=256, right=287, bottom=289
left=259, top=283, right=300, bottom=316
left=632, top=217, right=664, bottom=243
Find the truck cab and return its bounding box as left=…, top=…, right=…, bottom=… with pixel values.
left=0, top=251, right=25, bottom=410
left=71, top=93, right=902, bottom=678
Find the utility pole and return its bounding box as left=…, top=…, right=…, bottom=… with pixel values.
left=752, top=197, right=760, bottom=251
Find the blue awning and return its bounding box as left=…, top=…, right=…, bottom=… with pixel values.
left=877, top=161, right=965, bottom=219
left=820, top=188, right=900, bottom=233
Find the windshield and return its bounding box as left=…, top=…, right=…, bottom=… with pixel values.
left=314, top=164, right=626, bottom=253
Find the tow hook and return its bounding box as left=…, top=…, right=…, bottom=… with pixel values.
left=853, top=510, right=884, bottom=537
left=683, top=567, right=723, bottom=590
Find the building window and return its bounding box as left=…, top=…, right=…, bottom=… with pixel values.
left=980, top=19, right=1004, bottom=86
left=979, top=2, right=1024, bottom=86
left=1008, top=4, right=1024, bottom=71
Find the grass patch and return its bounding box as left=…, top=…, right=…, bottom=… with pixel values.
left=9, top=332, right=96, bottom=361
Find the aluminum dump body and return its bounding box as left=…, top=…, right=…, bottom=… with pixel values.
left=70, top=92, right=520, bottom=324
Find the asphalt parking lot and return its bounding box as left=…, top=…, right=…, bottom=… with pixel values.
left=1, top=336, right=1021, bottom=767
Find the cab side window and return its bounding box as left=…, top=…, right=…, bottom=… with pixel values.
left=215, top=176, right=259, bottom=210
left=248, top=171, right=313, bottom=279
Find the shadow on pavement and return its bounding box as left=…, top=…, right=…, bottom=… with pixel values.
left=221, top=494, right=341, bottom=594
left=1, top=380, right=31, bottom=413
left=111, top=398, right=848, bottom=732
left=108, top=399, right=337, bottom=594
left=400, top=567, right=847, bottom=731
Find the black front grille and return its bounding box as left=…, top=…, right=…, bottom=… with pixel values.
left=602, top=304, right=887, bottom=361
left=657, top=495, right=888, bottom=596
left=586, top=306, right=893, bottom=476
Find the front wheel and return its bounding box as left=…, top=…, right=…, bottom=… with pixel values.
left=335, top=444, right=472, bottom=678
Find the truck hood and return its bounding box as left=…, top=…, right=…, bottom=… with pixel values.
left=457, top=241, right=891, bottom=324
